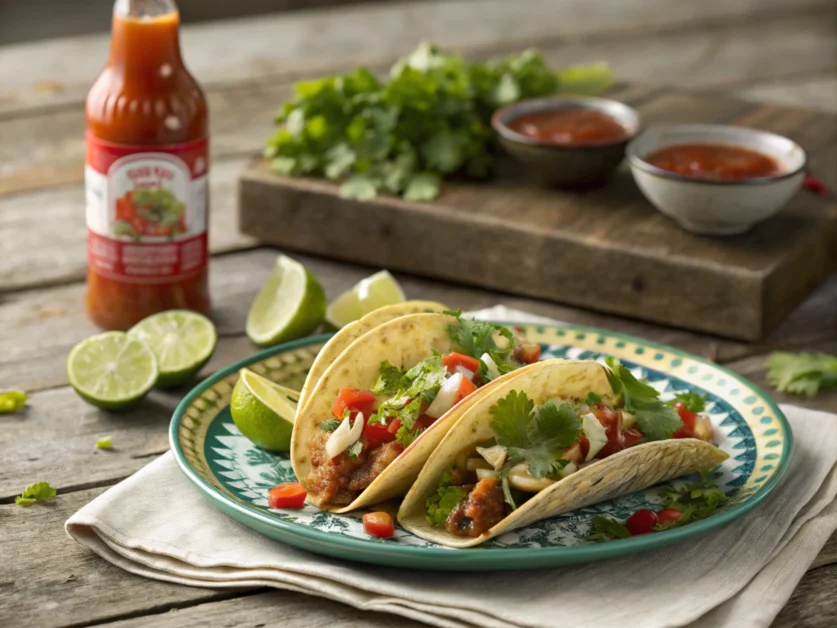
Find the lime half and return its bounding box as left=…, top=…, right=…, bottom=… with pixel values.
left=246, top=255, right=327, bottom=347
left=67, top=332, right=158, bottom=410
left=128, top=310, right=218, bottom=388
left=230, top=368, right=299, bottom=451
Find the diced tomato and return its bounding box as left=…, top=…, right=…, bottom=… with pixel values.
left=672, top=402, right=698, bottom=438
left=626, top=508, right=658, bottom=536
left=363, top=420, right=396, bottom=448
left=456, top=375, right=478, bottom=401
left=363, top=511, right=395, bottom=539
left=442, top=352, right=481, bottom=376
left=416, top=414, right=436, bottom=430
left=621, top=429, right=644, bottom=448
left=579, top=433, right=590, bottom=460
left=268, top=482, right=307, bottom=509
left=656, top=508, right=682, bottom=527
left=332, top=388, right=377, bottom=419
left=514, top=342, right=542, bottom=365
left=387, top=418, right=402, bottom=434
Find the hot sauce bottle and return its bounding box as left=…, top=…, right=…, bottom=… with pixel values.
left=85, top=0, right=210, bottom=330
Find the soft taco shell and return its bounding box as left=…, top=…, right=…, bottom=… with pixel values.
left=290, top=311, right=541, bottom=513
left=297, top=301, right=447, bottom=414
left=397, top=359, right=729, bottom=548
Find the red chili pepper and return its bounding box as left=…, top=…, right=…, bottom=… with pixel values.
left=803, top=174, right=831, bottom=198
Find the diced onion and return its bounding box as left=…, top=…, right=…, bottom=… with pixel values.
left=508, top=463, right=556, bottom=492
left=561, top=462, right=578, bottom=477
left=325, top=412, right=364, bottom=459
left=466, top=457, right=492, bottom=471
left=425, top=372, right=463, bottom=419
left=622, top=410, right=638, bottom=430
left=476, top=468, right=498, bottom=480
left=454, top=365, right=475, bottom=381
left=581, top=412, right=608, bottom=461
left=476, top=444, right=508, bottom=471
left=480, top=353, right=502, bottom=380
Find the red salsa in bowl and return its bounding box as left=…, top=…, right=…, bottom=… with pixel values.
left=643, top=143, right=783, bottom=181
left=508, top=109, right=629, bottom=146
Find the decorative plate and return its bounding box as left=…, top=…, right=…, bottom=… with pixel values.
left=170, top=323, right=792, bottom=570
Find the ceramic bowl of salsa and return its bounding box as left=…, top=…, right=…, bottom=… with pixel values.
left=627, top=125, right=807, bottom=236
left=492, top=96, right=640, bottom=187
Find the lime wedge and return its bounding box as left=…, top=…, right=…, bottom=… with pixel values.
left=325, top=289, right=364, bottom=328
left=231, top=368, right=299, bottom=451
left=246, top=255, right=327, bottom=347
left=325, top=270, right=406, bottom=329
left=356, top=270, right=406, bottom=314
left=67, top=332, right=158, bottom=410
left=127, top=310, right=218, bottom=388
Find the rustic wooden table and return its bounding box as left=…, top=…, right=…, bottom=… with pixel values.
left=2, top=1, right=836, bottom=626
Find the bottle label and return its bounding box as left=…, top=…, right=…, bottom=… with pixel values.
left=85, top=133, right=209, bottom=284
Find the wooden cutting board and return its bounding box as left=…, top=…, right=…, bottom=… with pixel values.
left=237, top=85, right=837, bottom=341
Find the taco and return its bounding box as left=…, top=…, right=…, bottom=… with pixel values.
left=397, top=358, right=728, bottom=547
left=290, top=310, right=545, bottom=512
left=296, top=301, right=448, bottom=414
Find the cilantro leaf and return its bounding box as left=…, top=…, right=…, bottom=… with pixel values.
left=668, top=391, right=707, bottom=413
left=605, top=357, right=682, bottom=441
left=95, top=436, right=113, bottom=450
left=372, top=361, right=405, bottom=396
left=585, top=392, right=602, bottom=406
left=491, top=390, right=534, bottom=449
left=491, top=392, right=581, bottom=481
left=0, top=390, right=27, bottom=414
left=395, top=425, right=420, bottom=447
left=587, top=516, right=631, bottom=542
left=319, top=419, right=341, bottom=432
left=15, top=481, right=57, bottom=507
left=766, top=352, right=837, bottom=397
left=425, top=473, right=468, bottom=526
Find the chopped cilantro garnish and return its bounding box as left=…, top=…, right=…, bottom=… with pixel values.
left=655, top=472, right=730, bottom=529
left=425, top=472, right=468, bottom=526
left=605, top=357, right=682, bottom=441
left=371, top=361, right=405, bottom=396
left=95, top=436, right=113, bottom=450
left=587, top=516, right=631, bottom=542
left=667, top=391, right=707, bottom=413
left=443, top=310, right=520, bottom=381
left=490, top=390, right=581, bottom=498
left=766, top=352, right=837, bottom=397
left=369, top=357, right=447, bottom=430
left=395, top=425, right=420, bottom=447
left=319, top=419, right=341, bottom=432
left=15, top=481, right=57, bottom=507
left=347, top=440, right=363, bottom=460
left=0, top=390, right=27, bottom=414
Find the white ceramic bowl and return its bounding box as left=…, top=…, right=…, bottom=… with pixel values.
left=627, top=125, right=806, bottom=236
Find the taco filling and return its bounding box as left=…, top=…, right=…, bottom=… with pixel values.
left=306, top=313, right=541, bottom=507
left=424, top=358, right=717, bottom=537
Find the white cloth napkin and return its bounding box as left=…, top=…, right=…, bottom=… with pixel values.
left=66, top=306, right=837, bottom=628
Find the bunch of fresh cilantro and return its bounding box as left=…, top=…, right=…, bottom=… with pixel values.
left=264, top=43, right=612, bottom=201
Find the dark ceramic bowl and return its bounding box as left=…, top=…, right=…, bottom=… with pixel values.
left=492, top=96, right=641, bottom=187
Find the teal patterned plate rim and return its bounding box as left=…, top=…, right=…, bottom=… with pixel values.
left=170, top=322, right=793, bottom=570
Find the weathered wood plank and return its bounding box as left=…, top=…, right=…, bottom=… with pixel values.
left=734, top=73, right=837, bottom=115
left=0, top=157, right=257, bottom=292
left=1, top=0, right=829, bottom=116
left=0, top=487, right=254, bottom=628
left=2, top=9, right=836, bottom=198
left=0, top=245, right=732, bottom=392
left=772, top=563, right=837, bottom=627
left=97, top=590, right=419, bottom=628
